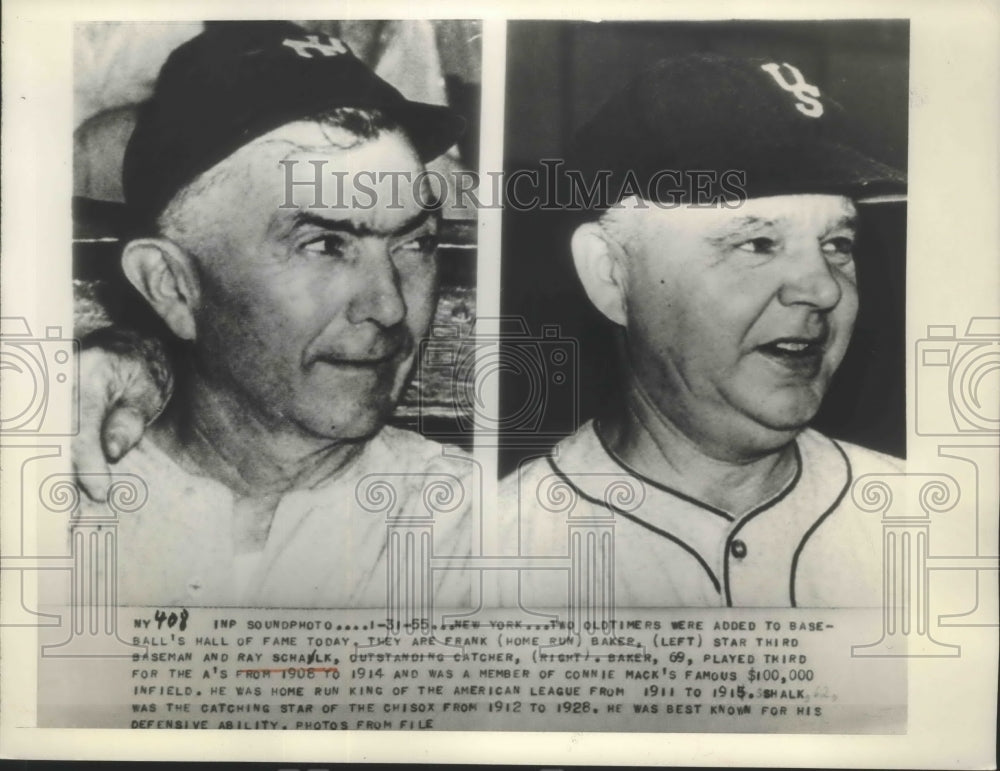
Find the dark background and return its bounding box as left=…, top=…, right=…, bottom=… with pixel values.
left=498, top=19, right=909, bottom=477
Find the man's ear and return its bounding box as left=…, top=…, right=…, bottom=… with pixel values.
left=570, top=222, right=628, bottom=327
left=121, top=238, right=201, bottom=341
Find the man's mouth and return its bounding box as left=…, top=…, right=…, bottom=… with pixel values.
left=309, top=337, right=413, bottom=369
left=756, top=336, right=827, bottom=376
left=320, top=356, right=394, bottom=366
left=314, top=350, right=401, bottom=367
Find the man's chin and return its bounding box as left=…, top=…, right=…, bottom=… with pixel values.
left=753, top=400, right=822, bottom=438
left=296, top=402, right=396, bottom=443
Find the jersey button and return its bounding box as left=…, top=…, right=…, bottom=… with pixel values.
left=730, top=539, right=748, bottom=559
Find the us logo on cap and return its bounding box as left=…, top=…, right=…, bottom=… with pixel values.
left=282, top=34, right=349, bottom=58
left=760, top=62, right=824, bottom=118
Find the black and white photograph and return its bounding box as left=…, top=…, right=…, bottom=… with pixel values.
left=0, top=0, right=997, bottom=766
left=69, top=19, right=483, bottom=609
left=496, top=20, right=909, bottom=609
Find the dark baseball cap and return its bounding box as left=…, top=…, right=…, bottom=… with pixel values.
left=570, top=53, right=906, bottom=207
left=123, top=21, right=465, bottom=224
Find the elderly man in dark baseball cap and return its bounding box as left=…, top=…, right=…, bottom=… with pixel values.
left=72, top=21, right=472, bottom=608
left=499, top=54, right=906, bottom=609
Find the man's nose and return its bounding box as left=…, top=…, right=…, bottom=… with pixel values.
left=777, top=243, right=843, bottom=310
left=347, top=243, right=407, bottom=328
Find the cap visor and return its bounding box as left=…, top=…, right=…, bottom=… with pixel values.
left=738, top=141, right=907, bottom=201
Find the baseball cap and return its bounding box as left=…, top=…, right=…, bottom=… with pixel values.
left=569, top=53, right=906, bottom=207
left=123, top=21, right=465, bottom=225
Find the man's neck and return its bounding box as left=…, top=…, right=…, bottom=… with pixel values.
left=148, top=370, right=367, bottom=498
left=598, top=377, right=799, bottom=518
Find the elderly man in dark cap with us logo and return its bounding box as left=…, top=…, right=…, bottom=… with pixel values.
left=499, top=54, right=906, bottom=609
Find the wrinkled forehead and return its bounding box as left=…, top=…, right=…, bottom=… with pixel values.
left=240, top=119, right=416, bottom=164
left=711, top=194, right=857, bottom=229
left=607, top=194, right=858, bottom=241
left=170, top=120, right=431, bottom=238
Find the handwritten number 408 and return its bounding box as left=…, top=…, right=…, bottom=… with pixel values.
left=153, top=608, right=189, bottom=631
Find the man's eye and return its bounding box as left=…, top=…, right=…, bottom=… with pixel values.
left=393, top=234, right=438, bottom=257
left=736, top=237, right=778, bottom=254
left=302, top=235, right=348, bottom=258
left=821, top=236, right=855, bottom=262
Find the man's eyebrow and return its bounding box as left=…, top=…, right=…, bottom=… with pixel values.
left=725, top=215, right=775, bottom=229
left=703, top=215, right=776, bottom=242
left=272, top=209, right=434, bottom=240
left=706, top=215, right=778, bottom=235
left=709, top=211, right=858, bottom=235
left=828, top=213, right=859, bottom=230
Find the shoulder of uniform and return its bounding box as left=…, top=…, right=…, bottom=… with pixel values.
left=373, top=425, right=472, bottom=476
left=499, top=422, right=598, bottom=491
left=833, top=437, right=905, bottom=476
left=799, top=428, right=904, bottom=475
left=499, top=453, right=549, bottom=498
left=556, top=419, right=599, bottom=457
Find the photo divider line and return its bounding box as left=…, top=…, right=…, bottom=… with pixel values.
left=470, top=19, right=508, bottom=605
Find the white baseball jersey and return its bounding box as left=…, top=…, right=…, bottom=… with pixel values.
left=75, top=426, right=474, bottom=608
left=498, top=420, right=899, bottom=608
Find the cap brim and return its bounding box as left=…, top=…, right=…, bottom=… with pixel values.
left=738, top=141, right=907, bottom=202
